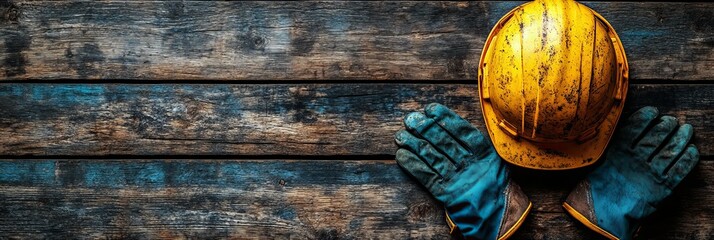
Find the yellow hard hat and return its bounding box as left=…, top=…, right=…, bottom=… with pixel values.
left=478, top=0, right=628, bottom=170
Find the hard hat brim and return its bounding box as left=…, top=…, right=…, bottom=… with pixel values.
left=480, top=94, right=625, bottom=170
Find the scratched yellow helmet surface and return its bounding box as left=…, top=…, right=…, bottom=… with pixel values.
left=478, top=0, right=628, bottom=170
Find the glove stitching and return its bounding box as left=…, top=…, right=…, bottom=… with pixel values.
left=586, top=180, right=596, bottom=224
left=497, top=180, right=512, bottom=238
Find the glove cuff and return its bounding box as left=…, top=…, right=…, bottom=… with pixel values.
left=563, top=180, right=619, bottom=240
left=446, top=180, right=532, bottom=240
left=496, top=180, right=531, bottom=240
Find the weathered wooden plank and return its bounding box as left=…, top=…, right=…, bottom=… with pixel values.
left=0, top=1, right=711, bottom=80
left=1, top=84, right=712, bottom=157
left=0, top=159, right=711, bottom=239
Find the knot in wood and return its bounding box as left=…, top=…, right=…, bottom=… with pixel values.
left=5, top=5, right=19, bottom=22
left=251, top=36, right=266, bottom=50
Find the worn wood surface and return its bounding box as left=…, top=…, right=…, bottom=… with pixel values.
left=0, top=1, right=712, bottom=80
left=0, top=159, right=711, bottom=239
left=1, top=1, right=712, bottom=239
left=1, top=84, right=712, bottom=157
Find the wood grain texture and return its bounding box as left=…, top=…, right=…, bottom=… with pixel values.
left=0, top=2, right=711, bottom=239
left=0, top=1, right=711, bottom=80
left=0, top=159, right=711, bottom=239
left=1, top=84, right=712, bottom=157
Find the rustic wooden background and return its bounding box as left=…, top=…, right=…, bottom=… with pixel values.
left=1, top=1, right=712, bottom=239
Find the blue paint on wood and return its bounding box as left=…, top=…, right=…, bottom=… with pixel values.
left=20, top=85, right=107, bottom=107
left=619, top=29, right=667, bottom=47
left=14, top=85, right=25, bottom=96
left=69, top=84, right=106, bottom=95
left=274, top=15, right=292, bottom=49
left=216, top=93, right=243, bottom=117
left=134, top=163, right=166, bottom=188
left=0, top=161, right=55, bottom=185
left=0, top=162, right=31, bottom=182
left=327, top=14, right=350, bottom=32
left=1, top=160, right=413, bottom=188
left=218, top=163, right=246, bottom=186
left=31, top=161, right=56, bottom=184
left=0, top=85, right=25, bottom=97
left=31, top=86, right=45, bottom=101
left=622, top=30, right=666, bottom=38
left=170, top=162, right=220, bottom=186
left=83, top=163, right=126, bottom=188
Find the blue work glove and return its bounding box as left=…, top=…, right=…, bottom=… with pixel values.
left=564, top=106, right=699, bottom=240
left=395, top=103, right=531, bottom=240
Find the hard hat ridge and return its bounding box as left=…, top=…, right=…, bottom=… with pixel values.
left=478, top=0, right=628, bottom=170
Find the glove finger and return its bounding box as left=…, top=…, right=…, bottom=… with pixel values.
left=665, top=144, right=699, bottom=189
left=395, top=148, right=443, bottom=194
left=614, top=106, right=659, bottom=145
left=633, top=116, right=678, bottom=159
left=424, top=103, right=494, bottom=158
left=395, top=129, right=457, bottom=177
left=404, top=112, right=471, bottom=167
left=650, top=124, right=693, bottom=176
